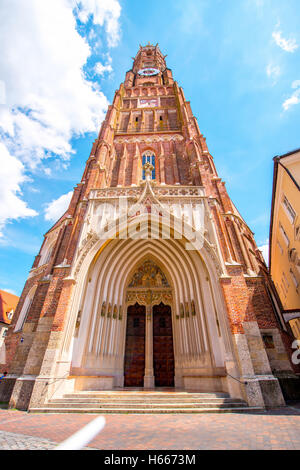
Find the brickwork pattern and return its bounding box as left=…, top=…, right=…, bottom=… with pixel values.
left=0, top=408, right=299, bottom=450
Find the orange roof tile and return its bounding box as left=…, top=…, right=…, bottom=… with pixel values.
left=0, top=290, right=19, bottom=325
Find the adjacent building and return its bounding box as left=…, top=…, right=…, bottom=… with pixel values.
left=269, top=149, right=300, bottom=339
left=0, top=290, right=19, bottom=363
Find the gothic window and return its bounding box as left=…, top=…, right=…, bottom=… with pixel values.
left=38, top=235, right=56, bottom=267
left=14, top=285, right=37, bottom=332
left=142, top=153, right=155, bottom=180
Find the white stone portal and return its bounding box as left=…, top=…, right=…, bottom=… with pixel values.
left=64, top=230, right=231, bottom=392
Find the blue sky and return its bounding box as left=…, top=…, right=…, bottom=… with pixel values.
left=0, top=0, right=299, bottom=295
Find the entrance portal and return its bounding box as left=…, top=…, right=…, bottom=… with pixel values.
left=153, top=303, right=175, bottom=387
left=124, top=303, right=146, bottom=387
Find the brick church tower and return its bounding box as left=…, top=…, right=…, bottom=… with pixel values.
left=1, top=44, right=296, bottom=411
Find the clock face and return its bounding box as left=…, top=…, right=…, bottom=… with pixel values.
left=138, top=67, right=160, bottom=77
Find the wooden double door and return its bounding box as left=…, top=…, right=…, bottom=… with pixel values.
left=124, top=302, right=174, bottom=387
left=153, top=303, right=175, bottom=387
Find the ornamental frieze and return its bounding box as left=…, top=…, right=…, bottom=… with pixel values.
left=126, top=289, right=173, bottom=307
left=90, top=185, right=206, bottom=201
left=114, top=134, right=184, bottom=144
left=74, top=229, right=100, bottom=278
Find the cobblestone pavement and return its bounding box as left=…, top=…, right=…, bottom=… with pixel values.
left=0, top=430, right=57, bottom=450
left=0, top=405, right=299, bottom=450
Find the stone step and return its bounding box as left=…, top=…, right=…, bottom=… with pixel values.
left=29, top=406, right=263, bottom=414
left=45, top=401, right=247, bottom=409
left=63, top=392, right=229, bottom=399
left=51, top=397, right=244, bottom=405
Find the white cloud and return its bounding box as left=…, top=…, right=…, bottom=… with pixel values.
left=283, top=94, right=300, bottom=111
left=95, top=61, right=113, bottom=76
left=266, top=63, right=280, bottom=83
left=0, top=80, right=5, bottom=105
left=258, top=241, right=269, bottom=266
left=95, top=53, right=113, bottom=76
left=0, top=0, right=121, bottom=233
left=272, top=30, right=298, bottom=53
left=75, top=0, right=121, bottom=47
left=0, top=143, right=38, bottom=236
left=0, top=0, right=113, bottom=168
left=44, top=191, right=73, bottom=222
left=283, top=81, right=300, bottom=111
left=292, top=80, right=300, bottom=89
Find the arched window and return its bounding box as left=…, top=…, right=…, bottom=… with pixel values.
left=38, top=235, right=56, bottom=267
left=14, top=285, right=37, bottom=332
left=142, top=152, right=155, bottom=180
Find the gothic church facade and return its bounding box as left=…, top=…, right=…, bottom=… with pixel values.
left=1, top=45, right=296, bottom=410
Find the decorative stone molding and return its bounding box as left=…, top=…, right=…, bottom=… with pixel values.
left=90, top=185, right=206, bottom=201
left=75, top=230, right=100, bottom=278
left=28, top=264, right=48, bottom=279
left=126, top=289, right=173, bottom=307
left=114, top=134, right=184, bottom=144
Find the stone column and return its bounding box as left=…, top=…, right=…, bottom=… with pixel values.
left=159, top=156, right=166, bottom=185
left=144, top=305, right=155, bottom=388
left=132, top=154, right=139, bottom=186
left=172, top=154, right=180, bottom=185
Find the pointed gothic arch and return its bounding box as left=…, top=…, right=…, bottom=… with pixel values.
left=61, top=212, right=232, bottom=391
left=14, top=285, right=37, bottom=332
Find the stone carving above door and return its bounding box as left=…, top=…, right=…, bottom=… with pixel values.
left=126, top=289, right=172, bottom=307
left=128, top=260, right=170, bottom=288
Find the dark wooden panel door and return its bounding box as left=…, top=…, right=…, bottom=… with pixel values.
left=153, top=303, right=174, bottom=387
left=124, top=303, right=146, bottom=387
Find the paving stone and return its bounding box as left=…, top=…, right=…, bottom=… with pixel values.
left=0, top=405, right=299, bottom=450
left=0, top=431, right=56, bottom=450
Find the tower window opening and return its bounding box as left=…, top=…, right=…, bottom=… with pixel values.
left=142, top=153, right=155, bottom=180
